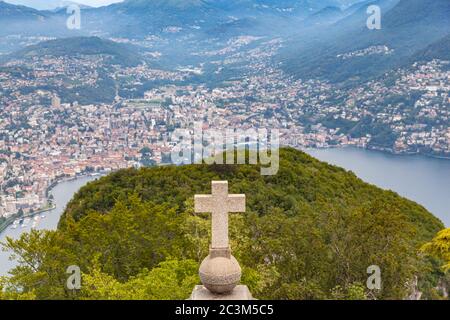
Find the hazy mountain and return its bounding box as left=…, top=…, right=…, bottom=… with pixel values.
left=4, top=0, right=85, bottom=11
left=279, top=0, right=450, bottom=83
left=0, top=0, right=395, bottom=39
left=304, top=6, right=344, bottom=25
left=77, top=0, right=354, bottom=38
left=10, top=36, right=142, bottom=66
left=412, top=34, right=450, bottom=63
left=76, top=0, right=220, bottom=38
left=1, top=0, right=449, bottom=83
left=0, top=1, right=52, bottom=35
left=0, top=1, right=47, bottom=19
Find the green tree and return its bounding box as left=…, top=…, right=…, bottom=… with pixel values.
left=421, top=228, right=450, bottom=272
left=81, top=259, right=199, bottom=300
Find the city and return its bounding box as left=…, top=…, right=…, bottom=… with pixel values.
left=0, top=34, right=448, bottom=221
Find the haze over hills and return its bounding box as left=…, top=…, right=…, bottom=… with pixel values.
left=0, top=1, right=67, bottom=37
left=4, top=0, right=86, bottom=11
left=2, top=0, right=447, bottom=68
left=0, top=1, right=47, bottom=20
left=0, top=0, right=364, bottom=38
left=1, top=0, right=449, bottom=89
left=412, top=34, right=450, bottom=63
left=280, top=0, right=450, bottom=83
left=9, top=36, right=142, bottom=66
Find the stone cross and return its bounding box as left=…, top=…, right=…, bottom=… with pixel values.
left=195, top=181, right=246, bottom=249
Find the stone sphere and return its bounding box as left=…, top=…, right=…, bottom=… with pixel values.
left=199, top=255, right=242, bottom=294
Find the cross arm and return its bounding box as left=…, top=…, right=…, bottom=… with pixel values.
left=226, top=194, right=246, bottom=212
left=194, top=195, right=215, bottom=213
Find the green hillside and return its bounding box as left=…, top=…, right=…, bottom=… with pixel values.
left=12, top=37, right=142, bottom=67
left=279, top=0, right=450, bottom=83
left=1, top=148, right=447, bottom=300
left=412, top=34, right=450, bottom=62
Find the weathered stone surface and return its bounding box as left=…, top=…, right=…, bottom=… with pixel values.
left=190, top=285, right=254, bottom=300
left=194, top=181, right=245, bottom=249
left=209, top=247, right=231, bottom=259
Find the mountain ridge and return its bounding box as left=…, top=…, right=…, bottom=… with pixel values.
left=8, top=36, right=142, bottom=66
left=279, top=0, right=450, bottom=82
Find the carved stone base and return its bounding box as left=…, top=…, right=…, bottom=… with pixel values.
left=190, top=285, right=254, bottom=300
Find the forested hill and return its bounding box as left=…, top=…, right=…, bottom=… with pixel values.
left=9, top=37, right=142, bottom=67
left=2, top=148, right=447, bottom=300
left=61, top=147, right=442, bottom=238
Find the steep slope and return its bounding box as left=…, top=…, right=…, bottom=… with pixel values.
left=3, top=0, right=85, bottom=11
left=412, top=34, right=450, bottom=63
left=0, top=0, right=49, bottom=35
left=304, top=6, right=344, bottom=25
left=79, top=0, right=349, bottom=38
left=0, top=1, right=82, bottom=37
left=280, top=0, right=450, bottom=83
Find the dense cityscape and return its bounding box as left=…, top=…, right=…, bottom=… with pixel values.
left=0, top=33, right=449, bottom=220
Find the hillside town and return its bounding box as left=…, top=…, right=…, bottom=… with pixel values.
left=0, top=37, right=449, bottom=219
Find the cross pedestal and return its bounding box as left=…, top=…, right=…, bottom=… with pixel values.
left=190, top=285, right=253, bottom=300
left=190, top=181, right=253, bottom=299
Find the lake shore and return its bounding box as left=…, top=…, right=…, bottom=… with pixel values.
left=302, top=144, right=450, bottom=161
left=0, top=174, right=104, bottom=276
left=0, top=172, right=105, bottom=234
left=305, top=146, right=450, bottom=226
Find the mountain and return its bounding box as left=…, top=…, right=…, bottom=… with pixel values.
left=0, top=1, right=50, bottom=36
left=304, top=6, right=344, bottom=25
left=0, top=1, right=72, bottom=37
left=0, top=0, right=48, bottom=20
left=78, top=0, right=351, bottom=38
left=335, top=0, right=399, bottom=30
left=4, top=0, right=85, bottom=11
left=78, top=0, right=224, bottom=38
left=279, top=0, right=450, bottom=83
left=3, top=147, right=444, bottom=300
left=0, top=0, right=412, bottom=43
left=412, top=34, right=450, bottom=62
left=10, top=36, right=142, bottom=66
left=1, top=0, right=448, bottom=81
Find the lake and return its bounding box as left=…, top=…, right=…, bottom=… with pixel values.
left=0, top=175, right=100, bottom=276
left=306, top=147, right=450, bottom=227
